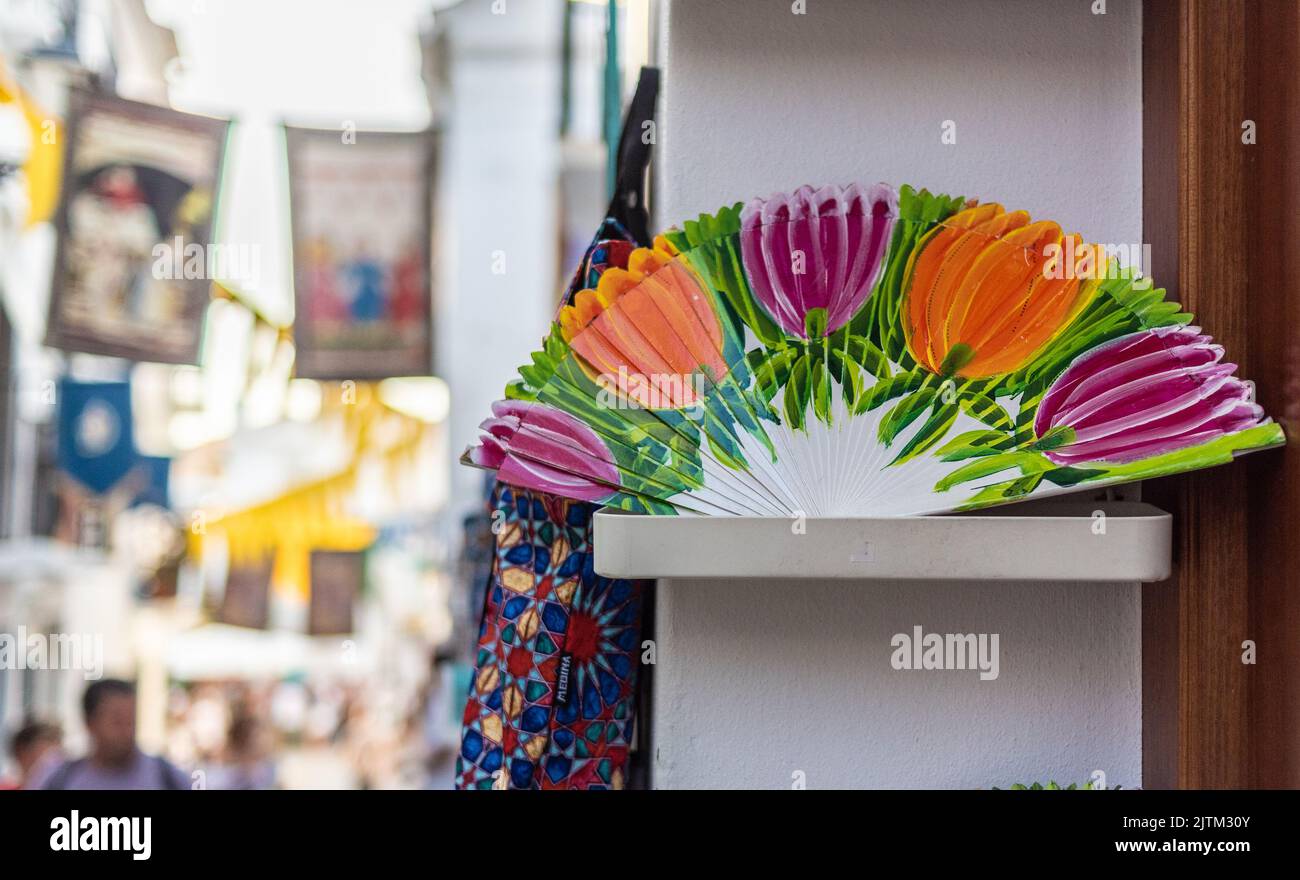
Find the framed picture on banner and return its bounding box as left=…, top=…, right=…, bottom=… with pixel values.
left=285, top=125, right=436, bottom=380
left=307, top=550, right=365, bottom=636
left=45, top=89, right=228, bottom=364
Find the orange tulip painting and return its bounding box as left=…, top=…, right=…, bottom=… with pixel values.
left=557, top=238, right=730, bottom=411
left=902, top=204, right=1098, bottom=380
left=465, top=183, right=1284, bottom=518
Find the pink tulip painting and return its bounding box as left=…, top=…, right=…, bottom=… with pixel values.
left=468, top=400, right=620, bottom=502
left=1033, top=326, right=1267, bottom=466
left=739, top=183, right=896, bottom=339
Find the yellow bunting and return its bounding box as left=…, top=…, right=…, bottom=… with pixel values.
left=0, top=67, right=63, bottom=227
left=20, top=93, right=61, bottom=227
left=186, top=392, right=431, bottom=605
left=210, top=281, right=292, bottom=332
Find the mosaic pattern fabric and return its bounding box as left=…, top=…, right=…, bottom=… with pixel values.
left=455, top=483, right=646, bottom=790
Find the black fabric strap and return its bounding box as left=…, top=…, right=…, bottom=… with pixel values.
left=604, top=67, right=660, bottom=246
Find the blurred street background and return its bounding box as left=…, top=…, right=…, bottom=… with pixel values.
left=0, top=0, right=651, bottom=789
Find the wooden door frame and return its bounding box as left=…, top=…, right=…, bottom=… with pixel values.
left=1142, top=0, right=1300, bottom=789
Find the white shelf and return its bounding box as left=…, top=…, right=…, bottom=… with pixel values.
left=592, top=501, right=1171, bottom=582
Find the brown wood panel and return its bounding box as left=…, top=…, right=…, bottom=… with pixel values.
left=1143, top=0, right=1300, bottom=789
left=1244, top=0, right=1300, bottom=789
left=1140, top=0, right=1182, bottom=791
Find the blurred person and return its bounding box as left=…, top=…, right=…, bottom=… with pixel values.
left=208, top=715, right=276, bottom=790
left=343, top=692, right=403, bottom=789
left=2, top=721, right=63, bottom=790
left=305, top=685, right=345, bottom=745
left=270, top=679, right=309, bottom=741
left=36, top=679, right=190, bottom=790
left=163, top=684, right=200, bottom=768
left=187, top=683, right=230, bottom=761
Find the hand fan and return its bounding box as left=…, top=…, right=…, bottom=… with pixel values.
left=463, top=183, right=1285, bottom=517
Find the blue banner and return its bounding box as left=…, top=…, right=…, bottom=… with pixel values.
left=56, top=379, right=137, bottom=496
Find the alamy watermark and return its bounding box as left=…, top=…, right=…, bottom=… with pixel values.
left=594, top=366, right=707, bottom=419
left=1041, top=239, right=1153, bottom=286
left=0, top=627, right=104, bottom=680
left=50, top=811, right=150, bottom=861
left=890, top=625, right=999, bottom=681
left=152, top=235, right=261, bottom=286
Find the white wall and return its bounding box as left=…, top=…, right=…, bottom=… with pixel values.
left=437, top=0, right=564, bottom=522
left=653, top=0, right=1143, bottom=789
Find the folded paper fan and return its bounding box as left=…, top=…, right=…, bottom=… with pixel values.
left=463, top=183, right=1285, bottom=516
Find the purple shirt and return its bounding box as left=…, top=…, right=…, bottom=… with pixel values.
left=35, top=749, right=190, bottom=791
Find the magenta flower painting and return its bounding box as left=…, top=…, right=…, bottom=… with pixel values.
left=468, top=400, right=619, bottom=503
left=1034, top=327, right=1267, bottom=465
left=739, top=183, right=896, bottom=339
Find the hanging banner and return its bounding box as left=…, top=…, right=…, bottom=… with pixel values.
left=307, top=549, right=364, bottom=636
left=127, top=454, right=171, bottom=509
left=285, top=126, right=435, bottom=380
left=147, top=559, right=180, bottom=600
left=220, top=560, right=273, bottom=630
left=56, top=378, right=136, bottom=495
left=45, top=89, right=228, bottom=364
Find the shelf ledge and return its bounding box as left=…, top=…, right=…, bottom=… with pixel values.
left=592, top=501, right=1171, bottom=582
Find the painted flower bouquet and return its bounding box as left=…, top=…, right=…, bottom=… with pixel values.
left=464, top=183, right=1284, bottom=517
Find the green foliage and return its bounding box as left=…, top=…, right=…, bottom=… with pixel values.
left=949, top=422, right=1286, bottom=511
left=667, top=203, right=788, bottom=350
left=889, top=402, right=959, bottom=466
left=993, top=781, right=1120, bottom=791
left=850, top=184, right=967, bottom=365
left=506, top=323, right=571, bottom=401
left=851, top=368, right=922, bottom=415
left=600, top=493, right=679, bottom=515
left=803, top=307, right=828, bottom=340
left=933, top=451, right=1054, bottom=493
left=783, top=355, right=811, bottom=431
left=955, top=386, right=1013, bottom=431
left=879, top=386, right=938, bottom=446
left=812, top=355, right=832, bottom=425
left=532, top=359, right=708, bottom=499
left=664, top=201, right=744, bottom=252
left=934, top=429, right=1018, bottom=461
left=834, top=328, right=892, bottom=380
left=745, top=323, right=894, bottom=431
left=748, top=346, right=799, bottom=403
